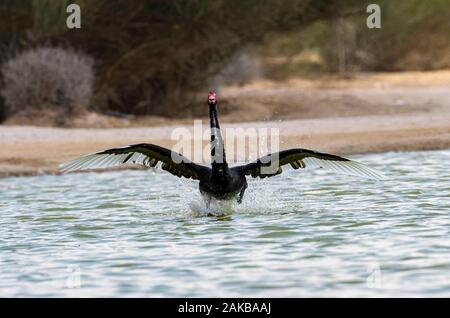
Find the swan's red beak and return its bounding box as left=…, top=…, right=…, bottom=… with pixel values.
left=208, top=92, right=217, bottom=105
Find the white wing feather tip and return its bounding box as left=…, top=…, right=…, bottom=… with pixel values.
left=59, top=153, right=126, bottom=173
left=302, top=157, right=384, bottom=180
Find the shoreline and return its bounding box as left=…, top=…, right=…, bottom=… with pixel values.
left=1, top=112, right=449, bottom=178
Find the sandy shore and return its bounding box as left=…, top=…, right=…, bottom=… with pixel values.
left=1, top=71, right=449, bottom=177
left=1, top=111, right=449, bottom=177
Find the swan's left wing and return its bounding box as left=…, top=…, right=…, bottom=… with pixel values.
left=234, top=148, right=383, bottom=180
left=59, top=143, right=209, bottom=180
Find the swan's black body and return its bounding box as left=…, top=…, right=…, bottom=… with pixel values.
left=60, top=92, right=382, bottom=204
left=199, top=97, right=248, bottom=203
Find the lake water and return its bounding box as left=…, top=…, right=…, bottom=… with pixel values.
left=0, top=150, right=449, bottom=297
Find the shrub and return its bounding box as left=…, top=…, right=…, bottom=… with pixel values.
left=0, top=47, right=94, bottom=116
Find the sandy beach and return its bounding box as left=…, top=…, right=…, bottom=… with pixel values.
left=1, top=71, right=449, bottom=177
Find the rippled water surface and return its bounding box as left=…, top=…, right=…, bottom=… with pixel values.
left=1, top=150, right=449, bottom=297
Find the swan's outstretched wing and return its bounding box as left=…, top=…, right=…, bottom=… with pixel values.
left=234, top=148, right=383, bottom=180
left=59, top=143, right=209, bottom=180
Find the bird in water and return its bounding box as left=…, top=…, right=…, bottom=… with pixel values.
left=60, top=92, right=382, bottom=206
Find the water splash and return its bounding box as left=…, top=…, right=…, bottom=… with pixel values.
left=179, top=177, right=298, bottom=218
left=188, top=197, right=237, bottom=217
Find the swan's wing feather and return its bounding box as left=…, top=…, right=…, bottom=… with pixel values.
left=235, top=148, right=384, bottom=180
left=59, top=143, right=209, bottom=180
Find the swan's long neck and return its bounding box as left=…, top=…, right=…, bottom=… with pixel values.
left=209, top=103, right=228, bottom=173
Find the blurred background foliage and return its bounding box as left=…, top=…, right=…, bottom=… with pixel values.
left=262, top=0, right=450, bottom=79
left=0, top=0, right=449, bottom=120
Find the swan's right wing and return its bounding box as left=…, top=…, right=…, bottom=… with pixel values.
left=234, top=148, right=384, bottom=180
left=59, top=143, right=209, bottom=180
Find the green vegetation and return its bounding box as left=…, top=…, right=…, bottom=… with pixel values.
left=0, top=0, right=448, bottom=121
left=262, top=0, right=450, bottom=79
left=0, top=0, right=362, bottom=118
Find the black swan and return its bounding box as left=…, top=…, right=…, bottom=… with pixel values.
left=60, top=92, right=382, bottom=204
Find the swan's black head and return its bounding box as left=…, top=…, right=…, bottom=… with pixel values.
left=208, top=91, right=217, bottom=105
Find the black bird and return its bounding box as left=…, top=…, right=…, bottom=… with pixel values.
left=60, top=92, right=382, bottom=204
